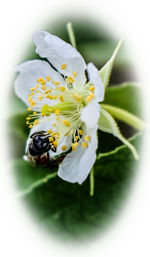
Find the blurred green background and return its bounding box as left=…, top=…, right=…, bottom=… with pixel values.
left=9, top=17, right=142, bottom=242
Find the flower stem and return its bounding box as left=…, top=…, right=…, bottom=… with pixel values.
left=101, top=104, right=145, bottom=131
left=66, top=22, right=77, bottom=49
left=18, top=171, right=57, bottom=197
left=90, top=167, right=94, bottom=196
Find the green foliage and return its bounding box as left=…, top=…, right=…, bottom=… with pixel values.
left=13, top=135, right=141, bottom=241
left=104, top=83, right=142, bottom=117
left=100, top=39, right=123, bottom=89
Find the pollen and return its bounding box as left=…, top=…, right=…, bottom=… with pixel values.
left=29, top=125, right=33, bottom=128
left=53, top=123, right=56, bottom=127
left=60, top=86, right=65, bottom=92
left=36, top=84, right=39, bottom=88
left=27, top=107, right=31, bottom=111
left=31, top=92, right=34, bottom=95
left=33, top=119, right=39, bottom=125
left=30, top=87, right=35, bottom=91
left=53, top=141, right=58, bottom=147
left=89, top=86, right=95, bottom=92
left=55, top=109, right=60, bottom=116
left=33, top=111, right=37, bottom=115
left=75, top=136, right=79, bottom=141
left=26, top=121, right=29, bottom=124
left=61, top=64, right=67, bottom=70
left=66, top=76, right=74, bottom=84
left=46, top=76, right=50, bottom=81
left=72, top=142, right=78, bottom=151
left=53, top=96, right=57, bottom=99
left=62, top=145, right=66, bottom=151
left=79, top=129, right=83, bottom=135
left=55, top=81, right=60, bottom=85
left=49, top=137, right=54, bottom=142
left=41, top=112, right=45, bottom=117
left=84, top=135, right=90, bottom=141
left=73, top=94, right=82, bottom=101
left=30, top=101, right=36, bottom=107
left=48, top=129, right=52, bottom=134
left=26, top=117, right=31, bottom=120
left=59, top=95, right=64, bottom=102
left=62, top=120, right=71, bottom=127
left=72, top=71, right=77, bottom=77
left=41, top=85, right=47, bottom=91
left=36, top=90, right=39, bottom=93
left=82, top=142, right=88, bottom=148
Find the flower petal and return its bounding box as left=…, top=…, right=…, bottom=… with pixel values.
left=87, top=62, right=104, bottom=102
left=81, top=100, right=100, bottom=129
left=15, top=60, right=65, bottom=110
left=58, top=126, right=98, bottom=184
left=33, top=31, right=87, bottom=83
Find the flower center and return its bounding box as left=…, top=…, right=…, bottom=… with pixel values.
left=26, top=71, right=95, bottom=152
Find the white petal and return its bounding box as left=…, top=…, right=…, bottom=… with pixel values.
left=15, top=60, right=65, bottom=110
left=33, top=31, right=87, bottom=83
left=87, top=63, right=104, bottom=102
left=58, top=126, right=98, bottom=184
left=81, top=101, right=100, bottom=129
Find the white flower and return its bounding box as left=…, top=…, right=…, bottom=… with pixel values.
left=15, top=30, right=104, bottom=184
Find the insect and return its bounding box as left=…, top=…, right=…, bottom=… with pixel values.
left=27, top=131, right=65, bottom=167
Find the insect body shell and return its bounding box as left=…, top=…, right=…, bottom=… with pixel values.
left=26, top=131, right=65, bottom=167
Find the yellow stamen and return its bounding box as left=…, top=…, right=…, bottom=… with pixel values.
left=55, top=81, right=60, bottom=85
left=59, top=95, right=64, bottom=102
left=79, top=129, right=83, bottom=135
left=29, top=125, right=33, bottom=128
left=72, top=142, right=78, bottom=151
left=48, top=129, right=52, bottom=134
left=46, top=76, right=50, bottom=81
left=30, top=87, right=35, bottom=91
left=62, top=145, right=66, bottom=151
left=55, top=109, right=60, bottom=116
left=41, top=112, right=45, bottom=117
left=36, top=84, right=39, bottom=88
left=26, top=117, right=31, bottom=120
left=33, top=111, right=37, bottom=115
left=36, top=90, right=39, bottom=93
left=82, top=142, right=88, bottom=148
left=60, top=86, right=65, bottom=92
left=26, top=121, right=29, bottom=124
left=62, top=120, right=71, bottom=127
left=61, top=64, right=67, bottom=70
left=53, top=96, right=57, bottom=99
left=85, top=135, right=90, bottom=141
left=53, top=141, right=58, bottom=147
left=89, top=86, right=95, bottom=92
left=73, top=94, right=82, bottom=101
left=72, top=71, right=77, bottom=77
left=41, top=85, right=47, bottom=91
left=66, top=76, right=74, bottom=84
left=49, top=137, right=54, bottom=142
left=31, top=92, right=34, bottom=95
left=75, top=136, right=79, bottom=141
left=53, top=123, right=56, bottom=127
left=27, top=107, right=31, bottom=111
left=30, top=101, right=36, bottom=107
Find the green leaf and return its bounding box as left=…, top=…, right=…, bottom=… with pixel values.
left=13, top=134, right=141, bottom=240
left=104, top=83, right=142, bottom=116
left=100, top=38, right=123, bottom=89
left=101, top=104, right=145, bottom=131
left=98, top=107, right=139, bottom=160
